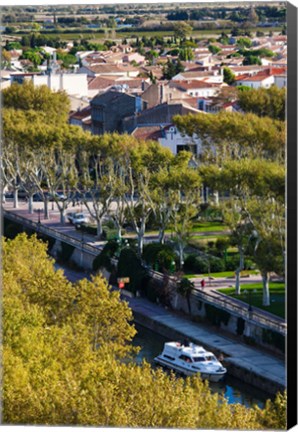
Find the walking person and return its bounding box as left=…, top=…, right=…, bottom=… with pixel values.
left=200, top=278, right=205, bottom=289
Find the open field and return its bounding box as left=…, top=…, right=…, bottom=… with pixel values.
left=12, top=26, right=283, bottom=42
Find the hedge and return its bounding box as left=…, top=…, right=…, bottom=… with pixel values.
left=117, top=248, right=147, bottom=294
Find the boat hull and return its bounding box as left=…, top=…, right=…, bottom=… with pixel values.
left=154, top=356, right=226, bottom=383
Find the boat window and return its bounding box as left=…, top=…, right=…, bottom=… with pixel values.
left=179, top=355, right=192, bottom=363
left=164, top=354, right=175, bottom=361
left=193, top=356, right=206, bottom=362
left=205, top=355, right=216, bottom=361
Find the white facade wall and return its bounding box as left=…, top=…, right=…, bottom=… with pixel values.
left=158, top=126, right=203, bottom=155
left=31, top=73, right=88, bottom=97
left=236, top=75, right=275, bottom=89
left=274, top=75, right=287, bottom=88
left=186, top=87, right=218, bottom=98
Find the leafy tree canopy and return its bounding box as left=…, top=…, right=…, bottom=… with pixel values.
left=2, top=234, right=287, bottom=428
left=238, top=85, right=285, bottom=120
left=2, top=81, right=70, bottom=124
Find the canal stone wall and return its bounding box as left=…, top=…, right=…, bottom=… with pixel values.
left=132, top=308, right=285, bottom=396
left=4, top=211, right=285, bottom=361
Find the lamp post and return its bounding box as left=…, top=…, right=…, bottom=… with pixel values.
left=244, top=289, right=254, bottom=319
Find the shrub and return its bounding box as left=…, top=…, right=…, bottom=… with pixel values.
left=143, top=243, right=175, bottom=267
left=244, top=258, right=256, bottom=270
left=194, top=257, right=210, bottom=273
left=157, top=249, right=176, bottom=272
left=215, top=238, right=230, bottom=256
left=92, top=240, right=118, bottom=272
left=184, top=254, right=198, bottom=272
left=117, top=248, right=147, bottom=294
left=209, top=256, right=225, bottom=272
left=225, top=255, right=240, bottom=271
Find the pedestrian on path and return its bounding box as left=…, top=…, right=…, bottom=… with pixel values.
left=200, top=278, right=205, bottom=289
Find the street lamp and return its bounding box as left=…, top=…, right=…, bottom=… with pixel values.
left=244, top=289, right=254, bottom=319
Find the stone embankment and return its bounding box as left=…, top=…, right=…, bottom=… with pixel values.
left=3, top=201, right=286, bottom=395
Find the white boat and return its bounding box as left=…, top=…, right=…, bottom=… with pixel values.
left=154, top=341, right=227, bottom=382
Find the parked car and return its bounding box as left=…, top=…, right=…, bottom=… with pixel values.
left=49, top=191, right=67, bottom=201
left=66, top=212, right=89, bottom=225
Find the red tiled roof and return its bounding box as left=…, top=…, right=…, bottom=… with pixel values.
left=88, top=64, right=139, bottom=74
left=172, top=80, right=221, bottom=90
left=132, top=126, right=162, bottom=141
left=69, top=106, right=91, bottom=120
left=238, top=74, right=272, bottom=82
left=88, top=76, right=118, bottom=90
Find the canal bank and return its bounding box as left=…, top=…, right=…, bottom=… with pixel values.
left=122, top=291, right=285, bottom=396
left=3, top=204, right=286, bottom=397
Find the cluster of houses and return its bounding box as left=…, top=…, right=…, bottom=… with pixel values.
left=1, top=33, right=286, bottom=156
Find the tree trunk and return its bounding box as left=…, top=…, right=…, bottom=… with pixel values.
left=137, top=234, right=144, bottom=256
left=13, top=189, right=19, bottom=209
left=117, top=225, right=122, bottom=240
left=262, top=271, right=270, bottom=306
left=235, top=247, right=244, bottom=295
left=44, top=197, right=49, bottom=220
left=96, top=218, right=103, bottom=239
left=158, top=227, right=165, bottom=244
left=28, top=195, right=34, bottom=214
left=178, top=242, right=184, bottom=269
left=214, top=190, right=219, bottom=206
left=60, top=209, right=65, bottom=225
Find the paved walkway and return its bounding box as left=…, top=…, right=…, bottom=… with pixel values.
left=3, top=200, right=286, bottom=392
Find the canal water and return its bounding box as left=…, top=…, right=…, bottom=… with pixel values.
left=132, top=324, right=271, bottom=408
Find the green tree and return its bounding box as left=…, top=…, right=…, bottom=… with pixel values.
left=208, top=44, right=221, bottom=55
left=173, top=21, right=193, bottom=41
left=2, top=234, right=286, bottom=428
left=238, top=85, right=286, bottom=120
left=243, top=55, right=262, bottom=66
left=174, top=111, right=285, bottom=162
left=177, top=278, right=194, bottom=314
left=223, top=66, right=235, bottom=85
left=237, top=37, right=253, bottom=49
left=3, top=81, right=70, bottom=125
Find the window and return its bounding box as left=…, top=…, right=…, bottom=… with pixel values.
left=193, top=357, right=206, bottom=362
left=179, top=355, right=192, bottom=363
left=164, top=354, right=175, bottom=361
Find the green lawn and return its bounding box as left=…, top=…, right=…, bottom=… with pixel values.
left=185, top=270, right=259, bottom=279
left=188, top=235, right=229, bottom=248
left=218, top=282, right=285, bottom=318
left=190, top=221, right=228, bottom=233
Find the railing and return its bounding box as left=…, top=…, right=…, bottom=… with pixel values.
left=144, top=267, right=286, bottom=336
left=3, top=210, right=101, bottom=257
left=191, top=288, right=286, bottom=336
left=4, top=209, right=286, bottom=336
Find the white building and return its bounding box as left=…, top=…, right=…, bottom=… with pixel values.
left=31, top=73, right=89, bottom=98
left=235, top=73, right=275, bottom=89
left=158, top=124, right=203, bottom=156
